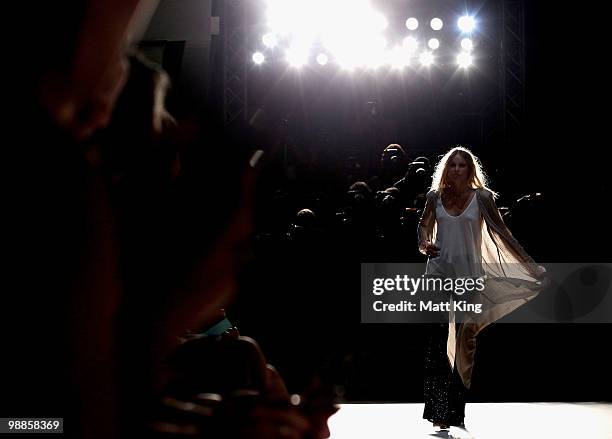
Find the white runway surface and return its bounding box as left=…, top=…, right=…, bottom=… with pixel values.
left=328, top=402, right=612, bottom=439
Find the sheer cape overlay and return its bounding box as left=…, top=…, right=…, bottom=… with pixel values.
left=418, top=188, right=547, bottom=388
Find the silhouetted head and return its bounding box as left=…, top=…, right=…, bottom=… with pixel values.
left=348, top=181, right=373, bottom=205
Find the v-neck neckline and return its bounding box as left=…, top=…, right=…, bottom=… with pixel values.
left=440, top=190, right=476, bottom=218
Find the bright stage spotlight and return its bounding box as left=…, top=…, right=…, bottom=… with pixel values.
left=402, top=36, right=419, bottom=53
left=260, top=2, right=483, bottom=74
left=373, top=13, right=388, bottom=32
left=461, top=38, right=473, bottom=52
left=458, top=16, right=476, bottom=33
left=335, top=47, right=362, bottom=70
left=286, top=46, right=308, bottom=67
left=405, top=17, right=419, bottom=30
left=363, top=35, right=388, bottom=68
left=419, top=51, right=434, bottom=67
left=252, top=52, right=265, bottom=65
left=457, top=51, right=473, bottom=68
left=389, top=46, right=410, bottom=69
left=430, top=18, right=443, bottom=31
left=317, top=1, right=389, bottom=69
left=336, top=56, right=360, bottom=71
left=262, top=32, right=278, bottom=48
left=265, top=0, right=294, bottom=36
left=324, top=33, right=362, bottom=70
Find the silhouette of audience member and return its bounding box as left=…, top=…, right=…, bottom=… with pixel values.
left=4, top=4, right=320, bottom=439
left=394, top=158, right=431, bottom=207
left=87, top=51, right=201, bottom=438
left=346, top=181, right=374, bottom=205
left=412, top=156, right=431, bottom=172
left=102, top=50, right=339, bottom=439
left=151, top=309, right=338, bottom=438
left=166, top=311, right=288, bottom=412
left=342, top=155, right=367, bottom=188
left=334, top=182, right=377, bottom=258
left=96, top=51, right=179, bottom=186
left=4, top=2, right=153, bottom=438
left=370, top=187, right=409, bottom=258
left=15, top=1, right=149, bottom=142
left=287, top=208, right=320, bottom=244
left=341, top=182, right=376, bottom=230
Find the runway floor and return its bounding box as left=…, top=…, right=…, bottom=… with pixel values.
left=328, top=402, right=612, bottom=439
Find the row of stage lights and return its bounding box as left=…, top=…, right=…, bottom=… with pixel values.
left=252, top=36, right=475, bottom=69
left=254, top=0, right=478, bottom=71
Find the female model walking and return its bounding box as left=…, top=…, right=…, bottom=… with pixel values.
left=418, top=147, right=546, bottom=437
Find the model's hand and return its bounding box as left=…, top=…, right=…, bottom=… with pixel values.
left=532, top=266, right=549, bottom=286
left=423, top=242, right=440, bottom=258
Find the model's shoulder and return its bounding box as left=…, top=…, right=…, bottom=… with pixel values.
left=476, top=187, right=495, bottom=199
left=426, top=189, right=439, bottom=200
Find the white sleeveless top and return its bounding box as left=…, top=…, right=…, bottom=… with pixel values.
left=426, top=191, right=484, bottom=278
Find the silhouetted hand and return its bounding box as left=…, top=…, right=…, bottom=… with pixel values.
left=423, top=242, right=440, bottom=258
left=233, top=401, right=311, bottom=439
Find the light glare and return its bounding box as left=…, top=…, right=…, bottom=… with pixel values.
left=458, top=16, right=476, bottom=33
left=405, top=17, right=419, bottom=30
left=262, top=33, right=278, bottom=48
left=402, top=36, right=418, bottom=53
left=389, top=46, right=410, bottom=69
left=318, top=1, right=389, bottom=68
left=252, top=52, right=265, bottom=65
left=428, top=38, right=440, bottom=50
left=363, top=36, right=388, bottom=68
left=286, top=46, right=308, bottom=67
left=461, top=38, right=473, bottom=51
left=430, top=18, right=443, bottom=31
left=264, top=2, right=484, bottom=71
left=419, top=51, right=434, bottom=66
left=373, top=13, right=388, bottom=32
left=457, top=51, right=473, bottom=68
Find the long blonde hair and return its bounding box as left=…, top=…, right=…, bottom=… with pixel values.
left=430, top=146, right=497, bottom=198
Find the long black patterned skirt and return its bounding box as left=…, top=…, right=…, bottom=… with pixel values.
left=422, top=322, right=468, bottom=427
